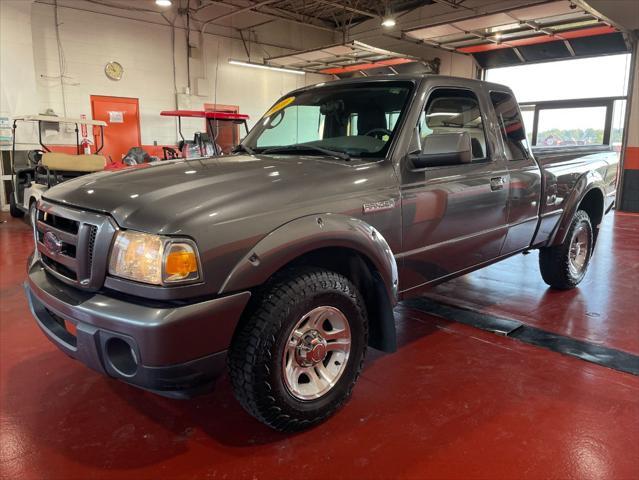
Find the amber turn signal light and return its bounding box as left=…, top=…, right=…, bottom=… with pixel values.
left=165, top=251, right=197, bottom=276
left=163, top=243, right=200, bottom=283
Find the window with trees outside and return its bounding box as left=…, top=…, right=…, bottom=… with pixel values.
left=485, top=54, right=631, bottom=150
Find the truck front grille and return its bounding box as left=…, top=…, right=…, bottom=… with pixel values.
left=35, top=201, right=117, bottom=290
left=39, top=211, right=79, bottom=235
left=41, top=255, right=78, bottom=281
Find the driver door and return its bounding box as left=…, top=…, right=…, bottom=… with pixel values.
left=398, top=86, right=510, bottom=292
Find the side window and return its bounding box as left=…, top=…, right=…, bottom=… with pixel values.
left=419, top=88, right=488, bottom=161
left=490, top=91, right=529, bottom=160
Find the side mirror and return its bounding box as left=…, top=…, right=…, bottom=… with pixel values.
left=408, top=132, right=472, bottom=169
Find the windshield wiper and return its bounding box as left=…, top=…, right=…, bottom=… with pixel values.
left=261, top=144, right=350, bottom=161
left=232, top=144, right=255, bottom=155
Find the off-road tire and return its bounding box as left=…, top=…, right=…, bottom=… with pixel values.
left=539, top=209, right=593, bottom=289
left=9, top=193, right=24, bottom=218
left=228, top=267, right=368, bottom=432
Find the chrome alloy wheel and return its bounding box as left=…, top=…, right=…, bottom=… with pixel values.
left=568, top=224, right=590, bottom=277
left=282, top=306, right=352, bottom=401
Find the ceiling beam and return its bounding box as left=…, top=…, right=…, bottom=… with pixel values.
left=314, top=0, right=378, bottom=19
left=196, top=0, right=336, bottom=33
left=382, top=32, right=458, bottom=52
left=430, top=0, right=476, bottom=13
left=203, top=0, right=279, bottom=24
left=256, top=3, right=337, bottom=31
left=348, top=0, right=551, bottom=49
left=571, top=0, right=629, bottom=34
left=34, top=0, right=306, bottom=53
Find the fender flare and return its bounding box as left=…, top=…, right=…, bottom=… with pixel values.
left=548, top=170, right=605, bottom=247
left=219, top=213, right=399, bottom=303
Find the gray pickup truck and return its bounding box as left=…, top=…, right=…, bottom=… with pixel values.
left=25, top=75, right=618, bottom=431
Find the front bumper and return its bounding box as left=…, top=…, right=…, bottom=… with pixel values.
left=25, top=259, right=251, bottom=398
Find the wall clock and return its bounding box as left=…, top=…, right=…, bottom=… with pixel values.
left=105, top=61, right=124, bottom=81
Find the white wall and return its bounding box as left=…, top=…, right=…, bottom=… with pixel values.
left=0, top=0, right=40, bottom=146
left=7, top=1, right=331, bottom=148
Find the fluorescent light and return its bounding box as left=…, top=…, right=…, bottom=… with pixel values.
left=155, top=0, right=172, bottom=6
left=228, top=59, right=305, bottom=76
left=381, top=17, right=396, bottom=28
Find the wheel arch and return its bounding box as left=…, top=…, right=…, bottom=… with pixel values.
left=220, top=214, right=399, bottom=353
left=577, top=188, right=604, bottom=236
left=548, top=173, right=605, bottom=247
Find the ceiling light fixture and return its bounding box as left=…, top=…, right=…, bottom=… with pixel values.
left=228, top=59, right=305, bottom=76
left=381, top=2, right=396, bottom=28
left=381, top=17, right=396, bottom=28
left=155, top=0, right=172, bottom=7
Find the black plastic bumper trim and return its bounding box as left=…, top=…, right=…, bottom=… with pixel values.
left=403, top=297, right=639, bottom=376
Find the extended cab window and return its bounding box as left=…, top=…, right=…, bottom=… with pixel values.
left=490, top=91, right=529, bottom=160
left=243, top=82, right=413, bottom=158
left=419, top=88, right=488, bottom=162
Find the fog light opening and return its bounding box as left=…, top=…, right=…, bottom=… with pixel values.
left=105, top=337, right=138, bottom=377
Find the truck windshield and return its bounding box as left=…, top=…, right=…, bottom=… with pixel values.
left=241, top=81, right=414, bottom=158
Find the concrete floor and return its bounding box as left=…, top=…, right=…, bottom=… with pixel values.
left=1, top=211, right=638, bottom=479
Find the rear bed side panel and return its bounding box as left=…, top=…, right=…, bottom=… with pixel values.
left=532, top=148, right=619, bottom=246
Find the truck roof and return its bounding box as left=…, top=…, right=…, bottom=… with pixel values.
left=288, top=74, right=512, bottom=97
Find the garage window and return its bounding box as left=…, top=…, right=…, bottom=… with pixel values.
left=485, top=54, right=631, bottom=102
left=485, top=54, right=630, bottom=151
left=536, top=106, right=607, bottom=147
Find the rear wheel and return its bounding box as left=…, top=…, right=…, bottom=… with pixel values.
left=539, top=209, right=593, bottom=289
left=228, top=267, right=367, bottom=432
left=9, top=193, right=24, bottom=218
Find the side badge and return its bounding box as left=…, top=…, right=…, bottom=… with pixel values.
left=363, top=199, right=395, bottom=214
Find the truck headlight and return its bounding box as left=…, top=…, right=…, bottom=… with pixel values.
left=108, top=231, right=201, bottom=285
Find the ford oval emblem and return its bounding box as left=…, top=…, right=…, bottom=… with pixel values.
left=43, top=231, right=63, bottom=254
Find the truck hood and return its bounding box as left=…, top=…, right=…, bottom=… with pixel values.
left=43, top=155, right=373, bottom=233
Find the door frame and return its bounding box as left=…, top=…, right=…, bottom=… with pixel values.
left=397, top=81, right=510, bottom=292
left=90, top=95, right=142, bottom=148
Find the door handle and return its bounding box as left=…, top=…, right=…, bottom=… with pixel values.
left=490, top=176, right=505, bottom=191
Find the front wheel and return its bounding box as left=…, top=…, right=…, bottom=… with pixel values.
left=228, top=268, right=368, bottom=432
left=539, top=209, right=593, bottom=289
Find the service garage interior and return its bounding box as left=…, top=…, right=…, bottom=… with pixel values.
left=1, top=0, right=638, bottom=479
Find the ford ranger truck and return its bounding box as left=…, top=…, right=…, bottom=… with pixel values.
left=25, top=75, right=618, bottom=431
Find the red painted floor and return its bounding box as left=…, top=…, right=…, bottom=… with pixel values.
left=427, top=212, right=639, bottom=355
left=1, top=212, right=638, bottom=479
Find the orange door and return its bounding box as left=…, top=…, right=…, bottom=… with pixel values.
left=91, top=95, right=141, bottom=161
left=205, top=103, right=239, bottom=154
